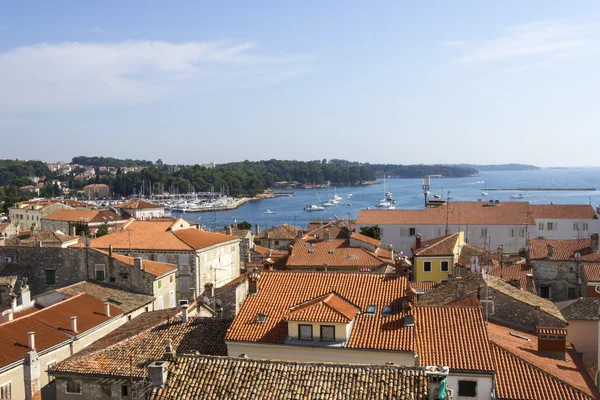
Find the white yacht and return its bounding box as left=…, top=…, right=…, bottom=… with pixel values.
left=321, top=200, right=337, bottom=207
left=305, top=204, right=325, bottom=212
left=376, top=199, right=391, bottom=208
left=511, top=193, right=523, bottom=199
left=264, top=210, right=276, bottom=214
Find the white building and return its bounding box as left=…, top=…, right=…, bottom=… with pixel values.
left=113, top=199, right=165, bottom=220
left=530, top=204, right=600, bottom=240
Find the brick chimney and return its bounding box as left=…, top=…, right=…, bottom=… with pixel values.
left=248, top=273, right=260, bottom=295
left=24, top=348, right=40, bottom=400
left=415, top=233, right=422, bottom=249
left=546, top=244, right=554, bottom=259
left=536, top=327, right=567, bottom=359
left=456, top=279, right=466, bottom=299
left=591, top=233, right=599, bottom=253
left=525, top=273, right=534, bottom=292
left=163, top=339, right=175, bottom=359
left=323, top=229, right=331, bottom=241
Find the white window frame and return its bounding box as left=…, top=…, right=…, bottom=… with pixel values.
left=423, top=261, right=432, bottom=273
left=169, top=290, right=175, bottom=308
left=574, top=223, right=579, bottom=231
left=583, top=223, right=589, bottom=231
left=547, top=222, right=554, bottom=231
left=538, top=222, right=544, bottom=231
left=0, top=381, right=12, bottom=399
left=440, top=261, right=449, bottom=273
left=157, top=296, right=164, bottom=310
left=65, top=380, right=82, bottom=395
left=481, top=228, right=487, bottom=238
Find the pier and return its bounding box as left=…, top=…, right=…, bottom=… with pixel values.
left=487, top=188, right=596, bottom=191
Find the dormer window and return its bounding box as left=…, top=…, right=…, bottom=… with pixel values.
left=298, top=324, right=313, bottom=340
left=382, top=306, right=393, bottom=316
left=256, top=313, right=267, bottom=323
left=320, top=325, right=335, bottom=341
left=365, top=305, right=377, bottom=314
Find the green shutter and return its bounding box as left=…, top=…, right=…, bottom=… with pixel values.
left=158, top=280, right=162, bottom=288
left=45, top=270, right=56, bottom=285
left=96, top=270, right=105, bottom=281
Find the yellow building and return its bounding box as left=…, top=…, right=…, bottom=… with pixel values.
left=412, top=231, right=464, bottom=283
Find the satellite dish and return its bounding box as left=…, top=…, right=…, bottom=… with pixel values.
left=202, top=296, right=210, bottom=305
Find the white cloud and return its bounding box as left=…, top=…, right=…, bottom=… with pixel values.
left=0, top=40, right=311, bottom=112
left=450, top=21, right=600, bottom=65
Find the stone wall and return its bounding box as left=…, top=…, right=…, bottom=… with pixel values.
left=531, top=260, right=581, bottom=302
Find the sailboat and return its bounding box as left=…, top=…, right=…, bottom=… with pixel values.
left=481, top=181, right=488, bottom=197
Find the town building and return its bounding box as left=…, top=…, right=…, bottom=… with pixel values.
left=8, top=200, right=73, bottom=230
left=254, top=223, right=303, bottom=249
left=556, top=297, right=600, bottom=364
left=217, top=226, right=254, bottom=264
left=531, top=203, right=600, bottom=240
left=19, top=185, right=39, bottom=195
left=411, top=232, right=464, bottom=282
left=49, top=310, right=231, bottom=400
left=113, top=199, right=165, bottom=220
left=83, top=183, right=110, bottom=199
left=89, top=218, right=240, bottom=301
left=3, top=230, right=80, bottom=248
left=527, top=234, right=600, bottom=301
left=41, top=209, right=126, bottom=236
left=0, top=223, right=20, bottom=244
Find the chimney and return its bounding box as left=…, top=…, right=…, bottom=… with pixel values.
left=526, top=274, right=534, bottom=292
left=536, top=327, right=566, bottom=359
left=181, top=304, right=189, bottom=323
left=108, top=244, right=113, bottom=258
left=148, top=360, right=169, bottom=387
left=255, top=224, right=260, bottom=235
left=323, top=229, right=331, bottom=241
left=20, top=278, right=31, bottom=309
left=204, top=282, right=214, bottom=299
left=70, top=316, right=78, bottom=333
left=189, top=287, right=197, bottom=303
left=134, top=257, right=144, bottom=271
left=28, top=331, right=35, bottom=350
left=288, top=244, right=293, bottom=256
left=546, top=244, right=554, bottom=259
left=2, top=311, right=13, bottom=322
left=388, top=244, right=394, bottom=260
left=592, top=233, right=600, bottom=253
left=11, top=294, right=17, bottom=312
left=163, top=339, right=175, bottom=359
left=104, top=301, right=111, bottom=317
left=415, top=233, right=422, bottom=249
left=227, top=225, right=233, bottom=236
left=24, top=349, right=41, bottom=400
left=248, top=273, right=260, bottom=295
left=456, top=279, right=466, bottom=299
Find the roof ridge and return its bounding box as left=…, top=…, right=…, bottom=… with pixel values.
left=0, top=292, right=86, bottom=326
left=490, top=342, right=597, bottom=400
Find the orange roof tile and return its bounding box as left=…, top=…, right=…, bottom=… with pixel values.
left=583, top=264, right=600, bottom=282
left=255, top=224, right=303, bottom=240
left=412, top=233, right=460, bottom=257
left=0, top=293, right=122, bottom=367
left=173, top=228, right=237, bottom=249
left=357, top=201, right=535, bottom=226
left=488, top=322, right=600, bottom=399
left=488, top=263, right=537, bottom=294
left=531, top=204, right=597, bottom=220
left=43, top=209, right=124, bottom=223
left=415, top=306, right=494, bottom=372
left=350, top=231, right=381, bottom=247
left=287, top=293, right=360, bottom=323
left=226, top=271, right=414, bottom=352
left=536, top=327, right=568, bottom=336
left=114, top=199, right=163, bottom=209
left=529, top=238, right=600, bottom=262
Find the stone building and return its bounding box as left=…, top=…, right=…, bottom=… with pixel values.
left=83, top=183, right=110, bottom=199
left=41, top=209, right=126, bottom=236
left=527, top=234, right=600, bottom=301
left=113, top=199, right=165, bottom=220
left=254, top=223, right=303, bottom=249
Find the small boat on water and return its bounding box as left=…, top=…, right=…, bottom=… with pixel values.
left=376, top=199, right=391, bottom=208
left=511, top=193, right=523, bottom=199
left=347, top=192, right=352, bottom=199
left=264, top=210, right=276, bottom=214
left=432, top=194, right=442, bottom=200
left=305, top=204, right=325, bottom=212
left=321, top=200, right=336, bottom=207
left=481, top=191, right=488, bottom=196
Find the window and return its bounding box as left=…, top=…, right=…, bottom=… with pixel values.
left=540, top=286, right=550, bottom=299
left=320, top=325, right=335, bottom=341
left=481, top=228, right=487, bottom=238
left=568, top=287, right=577, bottom=299
left=170, top=275, right=174, bottom=283
left=157, top=280, right=162, bottom=289
left=178, top=254, right=189, bottom=265
left=519, top=228, right=526, bottom=238
left=179, top=277, right=190, bottom=293
left=538, top=222, right=544, bottom=231
left=583, top=223, right=589, bottom=231
left=574, top=223, right=579, bottom=231
left=66, top=380, right=82, bottom=394
left=423, top=261, right=432, bottom=272
left=382, top=305, right=393, bottom=316
left=298, top=324, right=313, bottom=340
left=399, top=228, right=406, bottom=236
left=440, top=261, right=449, bottom=272
left=45, top=269, right=56, bottom=285
left=121, top=386, right=129, bottom=397
left=274, top=240, right=280, bottom=245
left=365, top=305, right=377, bottom=314
left=256, top=313, right=267, bottom=323
left=458, top=380, right=477, bottom=397
left=0, top=382, right=11, bottom=399
left=120, top=273, right=129, bottom=281
left=510, top=229, right=515, bottom=238
left=157, top=296, right=164, bottom=310
left=547, top=222, right=554, bottom=231
left=409, top=228, right=416, bottom=236
left=47, top=360, right=57, bottom=383
left=95, top=264, right=105, bottom=281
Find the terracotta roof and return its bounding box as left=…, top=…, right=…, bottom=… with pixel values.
left=114, top=199, right=163, bottom=209
left=287, top=293, right=360, bottom=323
left=583, top=264, right=600, bottom=282
left=83, top=184, right=109, bottom=188
left=255, top=223, right=303, bottom=240
left=409, top=281, right=440, bottom=294
left=52, top=315, right=231, bottom=378
left=531, top=204, right=597, bottom=220
left=357, top=201, right=535, bottom=226
left=537, top=327, right=567, bottom=336
left=226, top=271, right=414, bottom=352
left=556, top=298, right=600, bottom=320
left=4, top=230, right=79, bottom=246
left=93, top=249, right=176, bottom=278
left=305, top=220, right=353, bottom=240
left=286, top=238, right=391, bottom=270
left=90, top=219, right=237, bottom=251
left=0, top=293, right=122, bottom=368
left=415, top=306, right=493, bottom=372
left=56, top=281, right=154, bottom=314
left=488, top=263, right=537, bottom=294
left=150, top=355, right=429, bottom=400
left=491, top=342, right=596, bottom=400
left=43, top=209, right=124, bottom=223
left=412, top=233, right=460, bottom=257
left=216, top=227, right=252, bottom=239
left=528, top=238, right=600, bottom=262
left=0, top=276, right=16, bottom=286
left=457, top=243, right=498, bottom=268
left=350, top=231, right=381, bottom=247
left=488, top=322, right=600, bottom=399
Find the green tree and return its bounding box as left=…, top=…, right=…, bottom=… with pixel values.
left=236, top=221, right=252, bottom=230
left=359, top=225, right=381, bottom=240
left=95, top=223, right=109, bottom=237
left=74, top=221, right=90, bottom=237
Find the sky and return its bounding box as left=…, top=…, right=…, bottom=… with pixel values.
left=1, top=1, right=600, bottom=167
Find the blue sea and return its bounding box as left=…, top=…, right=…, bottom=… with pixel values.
left=172, top=168, right=600, bottom=231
